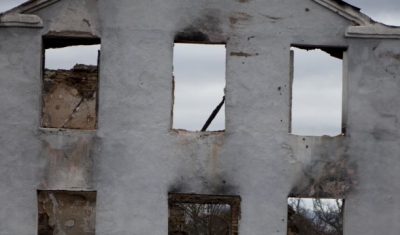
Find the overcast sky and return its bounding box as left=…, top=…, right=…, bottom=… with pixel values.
left=1, top=1, right=399, bottom=134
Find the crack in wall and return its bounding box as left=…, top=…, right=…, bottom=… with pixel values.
left=38, top=191, right=97, bottom=235
left=42, top=64, right=98, bottom=130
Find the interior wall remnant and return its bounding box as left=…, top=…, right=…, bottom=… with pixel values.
left=168, top=194, right=241, bottom=235
left=41, top=64, right=98, bottom=129
left=290, top=157, right=357, bottom=198
left=37, top=191, right=97, bottom=235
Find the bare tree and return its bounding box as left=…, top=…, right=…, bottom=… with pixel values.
left=288, top=198, right=343, bottom=235
left=169, top=203, right=231, bottom=235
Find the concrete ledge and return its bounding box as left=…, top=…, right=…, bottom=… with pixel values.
left=313, top=0, right=400, bottom=39
left=346, top=25, right=400, bottom=39
left=0, top=14, right=43, bottom=27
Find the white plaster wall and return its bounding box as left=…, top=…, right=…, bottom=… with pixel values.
left=0, top=0, right=399, bottom=234
left=0, top=28, right=42, bottom=234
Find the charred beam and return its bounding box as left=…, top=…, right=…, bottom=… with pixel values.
left=201, top=96, right=225, bottom=132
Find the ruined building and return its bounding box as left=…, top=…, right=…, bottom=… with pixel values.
left=0, top=0, right=400, bottom=234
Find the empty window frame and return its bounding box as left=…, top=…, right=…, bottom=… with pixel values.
left=287, top=197, right=344, bottom=235
left=41, top=37, right=101, bottom=130
left=168, top=193, right=241, bottom=235
left=172, top=43, right=226, bottom=132
left=290, top=46, right=347, bottom=136
left=38, top=190, right=97, bottom=235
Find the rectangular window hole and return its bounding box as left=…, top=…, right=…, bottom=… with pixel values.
left=287, top=197, right=344, bottom=235
left=38, top=190, right=97, bottom=235
left=290, top=46, right=346, bottom=136
left=172, top=43, right=226, bottom=132
left=41, top=37, right=101, bottom=130
left=169, top=193, right=241, bottom=235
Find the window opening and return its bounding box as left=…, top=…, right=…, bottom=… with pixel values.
left=287, top=197, right=344, bottom=235
left=290, top=46, right=346, bottom=136
left=38, top=190, right=97, bottom=235
left=172, top=43, right=226, bottom=132
left=45, top=45, right=100, bottom=70
left=41, top=37, right=100, bottom=130
left=169, top=194, right=241, bottom=235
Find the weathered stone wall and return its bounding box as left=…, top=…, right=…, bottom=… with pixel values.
left=42, top=64, right=98, bottom=130
left=0, top=0, right=400, bottom=235
left=38, top=191, right=96, bottom=235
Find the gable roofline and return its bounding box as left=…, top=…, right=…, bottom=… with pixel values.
left=0, top=0, right=61, bottom=27
left=313, top=0, right=400, bottom=39
left=313, top=0, right=369, bottom=25
left=1, top=0, right=400, bottom=38
left=0, top=0, right=61, bottom=15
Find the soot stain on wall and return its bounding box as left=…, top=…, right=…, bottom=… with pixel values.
left=175, top=9, right=224, bottom=43
left=291, top=157, right=358, bottom=198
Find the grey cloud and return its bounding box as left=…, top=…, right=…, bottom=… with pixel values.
left=347, top=0, right=400, bottom=25
left=46, top=45, right=101, bottom=70
left=173, top=44, right=226, bottom=131
left=0, top=1, right=25, bottom=13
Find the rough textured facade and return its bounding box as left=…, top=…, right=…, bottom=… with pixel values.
left=42, top=65, right=98, bottom=129
left=0, top=0, right=400, bottom=234
left=38, top=191, right=96, bottom=235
